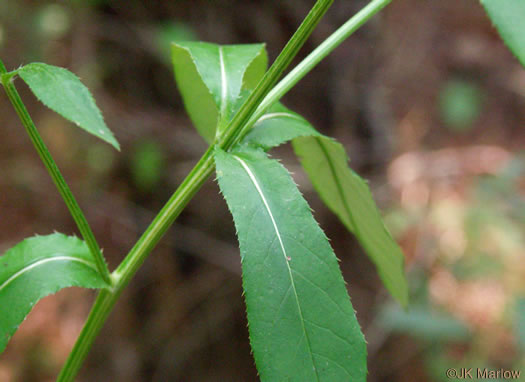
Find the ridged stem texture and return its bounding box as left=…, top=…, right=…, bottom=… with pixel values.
left=0, top=60, right=111, bottom=285
left=56, top=1, right=337, bottom=380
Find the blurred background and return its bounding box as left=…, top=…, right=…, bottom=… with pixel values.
left=1, top=0, right=524, bottom=381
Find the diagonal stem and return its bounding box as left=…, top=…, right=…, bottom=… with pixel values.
left=219, top=0, right=334, bottom=151
left=56, top=145, right=216, bottom=382
left=241, top=0, right=393, bottom=143
left=54, top=0, right=393, bottom=379
left=55, top=1, right=334, bottom=380
left=0, top=60, right=111, bottom=285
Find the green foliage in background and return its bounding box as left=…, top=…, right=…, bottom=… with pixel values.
left=130, top=139, right=165, bottom=193
left=439, top=79, right=482, bottom=133
left=382, top=153, right=525, bottom=381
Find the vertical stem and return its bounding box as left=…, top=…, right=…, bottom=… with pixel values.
left=0, top=62, right=111, bottom=285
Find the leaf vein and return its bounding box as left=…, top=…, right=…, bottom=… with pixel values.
left=304, top=318, right=353, bottom=346
left=291, top=269, right=348, bottom=316
left=232, top=154, right=319, bottom=380
left=311, top=351, right=352, bottom=378
left=0, top=256, right=97, bottom=293
left=255, top=112, right=304, bottom=125
left=218, top=46, right=228, bottom=116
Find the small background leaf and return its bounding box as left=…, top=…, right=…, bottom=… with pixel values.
left=172, top=42, right=267, bottom=142
left=129, top=139, right=165, bottom=193
left=18, top=63, right=119, bottom=149
left=481, top=0, right=525, bottom=67
left=215, top=147, right=367, bottom=381
left=439, top=79, right=483, bottom=133
left=0, top=233, right=108, bottom=354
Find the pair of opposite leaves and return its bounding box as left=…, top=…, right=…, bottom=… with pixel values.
left=0, top=41, right=407, bottom=382
left=172, top=41, right=407, bottom=381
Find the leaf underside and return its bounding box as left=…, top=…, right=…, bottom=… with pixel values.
left=18, top=63, right=119, bottom=150
left=0, top=233, right=108, bottom=354
left=215, top=147, right=367, bottom=382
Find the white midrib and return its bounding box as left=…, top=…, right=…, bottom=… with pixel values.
left=255, top=112, right=305, bottom=125
left=232, top=155, right=319, bottom=380
left=0, top=256, right=96, bottom=292
left=218, top=46, right=228, bottom=116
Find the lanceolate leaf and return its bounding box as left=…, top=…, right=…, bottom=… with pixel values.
left=18, top=63, right=119, bottom=150
left=480, top=0, right=525, bottom=68
left=215, top=147, right=366, bottom=381
left=293, top=137, right=408, bottom=307
left=172, top=42, right=267, bottom=142
left=243, top=105, right=408, bottom=307
left=0, top=233, right=108, bottom=354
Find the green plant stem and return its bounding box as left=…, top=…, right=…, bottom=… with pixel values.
left=57, top=146, right=215, bottom=381
left=0, top=62, right=111, bottom=286
left=241, top=0, right=393, bottom=143
left=219, top=0, right=334, bottom=150
left=57, top=2, right=334, bottom=380
left=56, top=0, right=392, bottom=379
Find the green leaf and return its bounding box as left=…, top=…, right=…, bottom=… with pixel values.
left=18, top=63, right=119, bottom=150
left=215, top=147, right=366, bottom=382
left=171, top=42, right=267, bottom=142
left=243, top=105, right=409, bottom=307
left=293, top=137, right=409, bottom=307
left=243, top=102, right=322, bottom=149
left=481, top=0, right=525, bottom=67
left=0, top=233, right=108, bottom=354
